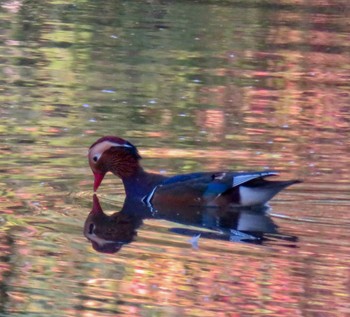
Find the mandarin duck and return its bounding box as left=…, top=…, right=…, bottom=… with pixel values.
left=88, top=136, right=301, bottom=208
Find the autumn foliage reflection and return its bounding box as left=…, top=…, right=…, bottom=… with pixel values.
left=0, top=0, right=349, bottom=316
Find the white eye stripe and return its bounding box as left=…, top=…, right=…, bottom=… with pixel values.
left=89, top=140, right=132, bottom=163
left=92, top=153, right=101, bottom=162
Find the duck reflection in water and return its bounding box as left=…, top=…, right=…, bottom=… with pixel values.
left=84, top=195, right=297, bottom=254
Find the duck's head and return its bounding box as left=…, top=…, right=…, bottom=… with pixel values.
left=88, top=136, right=142, bottom=191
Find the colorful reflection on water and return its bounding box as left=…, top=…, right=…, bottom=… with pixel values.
left=0, top=0, right=349, bottom=316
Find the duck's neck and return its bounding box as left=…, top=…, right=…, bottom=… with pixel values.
left=121, top=167, right=167, bottom=198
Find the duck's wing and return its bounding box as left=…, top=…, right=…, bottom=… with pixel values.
left=230, top=171, right=279, bottom=187
left=217, top=172, right=301, bottom=207
left=144, top=172, right=217, bottom=208
left=144, top=170, right=293, bottom=208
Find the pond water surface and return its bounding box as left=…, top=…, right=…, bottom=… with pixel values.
left=1, top=1, right=350, bottom=316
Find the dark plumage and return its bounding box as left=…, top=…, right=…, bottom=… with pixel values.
left=88, top=136, right=301, bottom=208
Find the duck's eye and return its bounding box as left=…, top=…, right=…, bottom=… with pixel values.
left=89, top=223, right=95, bottom=234
left=91, top=153, right=101, bottom=164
